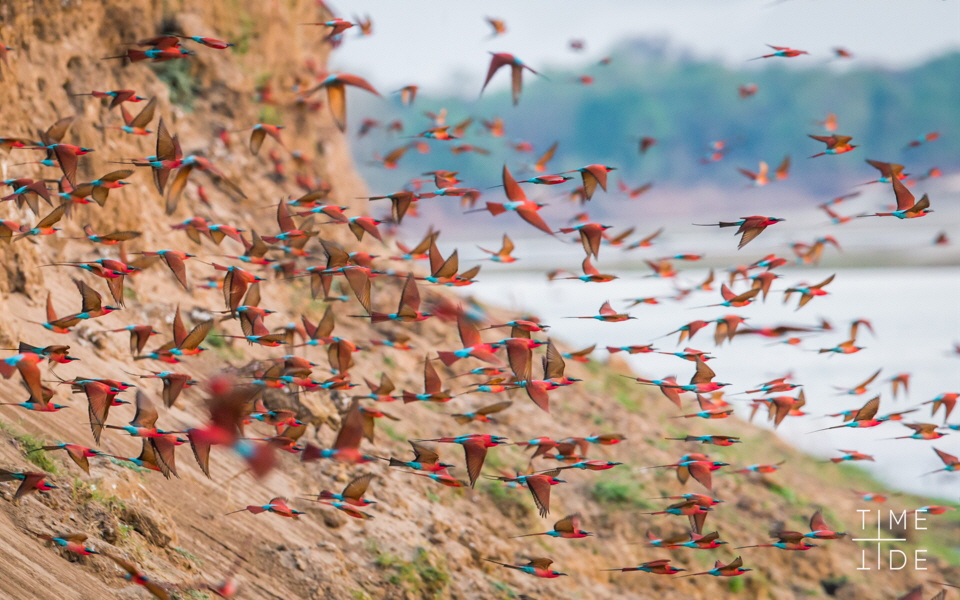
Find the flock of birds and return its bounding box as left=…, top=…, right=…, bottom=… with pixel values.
left=0, top=4, right=956, bottom=600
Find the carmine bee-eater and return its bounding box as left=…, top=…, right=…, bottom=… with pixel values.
left=109, top=97, right=156, bottom=135
left=736, top=531, right=818, bottom=551
left=225, top=496, right=304, bottom=518
left=468, top=165, right=555, bottom=236
left=666, top=434, right=741, bottom=446
left=0, top=469, right=57, bottom=503
left=888, top=423, right=947, bottom=441
left=401, top=358, right=453, bottom=403
left=804, top=509, right=847, bottom=539
left=437, top=314, right=502, bottom=366
left=308, top=73, right=380, bottom=132
left=486, top=469, right=565, bottom=517
left=809, top=134, right=858, bottom=158
left=29, top=443, right=107, bottom=474
left=923, top=393, right=958, bottom=422
left=481, top=53, right=540, bottom=105
left=567, top=301, right=634, bottom=322
left=106, top=554, right=173, bottom=600
left=784, top=274, right=835, bottom=309
left=478, top=234, right=518, bottom=263
left=859, top=174, right=933, bottom=219
left=305, top=473, right=377, bottom=513
left=416, top=434, right=509, bottom=487
left=563, top=257, right=618, bottom=283
left=483, top=557, right=567, bottom=578
left=751, top=44, right=809, bottom=59
left=602, top=559, right=686, bottom=575
left=301, top=399, right=378, bottom=464
left=403, top=468, right=470, bottom=488
left=33, top=531, right=99, bottom=555
left=679, top=556, right=751, bottom=578
left=695, top=216, right=785, bottom=249
left=644, top=456, right=729, bottom=491
left=452, top=400, right=513, bottom=424
left=71, top=89, right=147, bottom=109
left=511, top=513, right=592, bottom=539
left=830, top=449, right=874, bottom=463
left=563, top=165, right=616, bottom=200
left=634, top=356, right=730, bottom=395
left=811, top=396, right=883, bottom=432
left=643, top=499, right=713, bottom=517
left=923, top=447, right=959, bottom=475
left=386, top=441, right=455, bottom=472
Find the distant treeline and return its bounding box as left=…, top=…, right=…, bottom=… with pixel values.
left=352, top=43, right=959, bottom=198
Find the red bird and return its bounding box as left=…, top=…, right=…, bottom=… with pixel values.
left=481, top=53, right=540, bottom=105
left=695, top=215, right=785, bottom=249
left=751, top=45, right=809, bottom=59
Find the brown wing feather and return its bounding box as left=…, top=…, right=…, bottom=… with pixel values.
left=179, top=320, right=213, bottom=350
left=326, top=82, right=347, bottom=131
left=423, top=358, right=442, bottom=394
left=526, top=475, right=552, bottom=517
left=130, top=390, right=159, bottom=429
left=342, top=473, right=375, bottom=500
left=854, top=396, right=880, bottom=421
left=333, top=398, right=364, bottom=451
left=130, top=97, right=157, bottom=130
left=398, top=273, right=421, bottom=313
left=250, top=128, right=266, bottom=155
left=461, top=439, right=487, bottom=487
left=687, top=462, right=713, bottom=490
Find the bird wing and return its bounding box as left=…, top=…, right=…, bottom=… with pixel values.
left=516, top=204, right=554, bottom=235
left=36, top=203, right=66, bottom=229
left=166, top=164, right=194, bottom=213
left=481, top=54, right=511, bottom=94
left=526, top=475, right=553, bottom=517
left=343, top=268, right=371, bottom=314
left=179, top=320, right=213, bottom=351
left=342, top=473, right=375, bottom=500
left=687, top=462, right=713, bottom=490
left=855, top=396, right=881, bottom=421
left=935, top=447, right=959, bottom=466
left=737, top=226, right=766, bottom=249
left=690, top=356, right=716, bottom=385
left=809, top=509, right=828, bottom=531
left=398, top=273, right=421, bottom=313
left=75, top=279, right=103, bottom=314
left=477, top=401, right=512, bottom=416
left=53, top=145, right=79, bottom=188
left=581, top=170, right=598, bottom=200
left=325, top=82, right=347, bottom=132
left=501, top=164, right=527, bottom=203
left=131, top=390, right=159, bottom=429
left=527, top=558, right=554, bottom=570
left=130, top=97, right=157, bottom=130
left=150, top=436, right=179, bottom=479
left=543, top=340, right=566, bottom=379
left=333, top=398, right=364, bottom=451
left=423, top=358, right=443, bottom=395
left=461, top=439, right=488, bottom=487
left=410, top=441, right=439, bottom=465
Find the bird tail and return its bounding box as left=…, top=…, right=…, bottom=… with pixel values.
left=436, top=351, right=460, bottom=367
left=387, top=458, right=408, bottom=468
left=485, top=202, right=507, bottom=216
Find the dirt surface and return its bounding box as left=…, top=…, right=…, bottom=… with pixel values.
left=0, top=1, right=955, bottom=599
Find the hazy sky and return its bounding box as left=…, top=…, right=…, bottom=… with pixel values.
left=326, top=0, right=960, bottom=93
